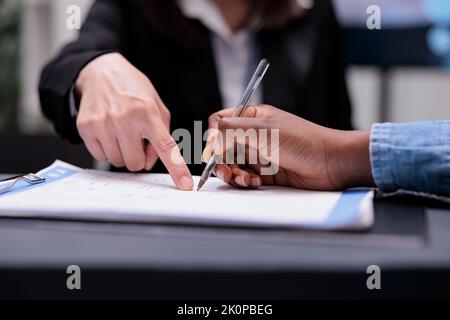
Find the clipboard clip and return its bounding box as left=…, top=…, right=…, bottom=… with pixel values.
left=0, top=174, right=46, bottom=195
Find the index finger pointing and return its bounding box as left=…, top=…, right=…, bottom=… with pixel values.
left=143, top=119, right=193, bottom=191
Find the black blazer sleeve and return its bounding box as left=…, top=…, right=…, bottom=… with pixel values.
left=313, top=0, right=352, bottom=130
left=39, top=0, right=124, bottom=143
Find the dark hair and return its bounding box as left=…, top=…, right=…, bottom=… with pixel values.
left=139, top=0, right=302, bottom=47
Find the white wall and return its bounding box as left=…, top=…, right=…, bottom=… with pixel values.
left=20, top=0, right=52, bottom=132
left=347, top=67, right=381, bottom=129
left=389, top=68, right=450, bottom=122
left=20, top=0, right=93, bottom=133
left=347, top=67, right=450, bottom=129
left=50, top=0, right=93, bottom=53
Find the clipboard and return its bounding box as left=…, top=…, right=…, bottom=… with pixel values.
left=0, top=161, right=374, bottom=231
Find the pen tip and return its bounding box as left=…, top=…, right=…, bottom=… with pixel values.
left=197, top=179, right=205, bottom=192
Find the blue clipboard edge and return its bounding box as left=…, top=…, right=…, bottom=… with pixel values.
left=0, top=165, right=78, bottom=198
left=317, top=190, right=374, bottom=229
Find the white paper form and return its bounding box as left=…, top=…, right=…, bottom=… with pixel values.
left=0, top=161, right=374, bottom=230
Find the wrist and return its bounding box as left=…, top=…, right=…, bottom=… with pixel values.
left=328, top=130, right=375, bottom=189
left=75, top=53, right=120, bottom=95
left=75, top=62, right=93, bottom=95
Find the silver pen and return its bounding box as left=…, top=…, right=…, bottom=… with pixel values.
left=197, top=58, right=270, bottom=191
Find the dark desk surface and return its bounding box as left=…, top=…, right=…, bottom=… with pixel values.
left=0, top=173, right=449, bottom=299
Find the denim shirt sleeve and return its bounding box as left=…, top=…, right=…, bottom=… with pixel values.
left=370, top=121, right=450, bottom=198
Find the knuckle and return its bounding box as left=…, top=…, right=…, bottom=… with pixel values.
left=109, top=108, right=128, bottom=122
left=110, top=158, right=124, bottom=168
left=76, top=116, right=90, bottom=129
left=109, top=110, right=137, bottom=133
left=92, top=152, right=107, bottom=162
left=76, top=120, right=88, bottom=134
left=208, top=113, right=220, bottom=125
left=218, top=118, right=230, bottom=131
left=162, top=107, right=171, bottom=121
left=133, top=98, right=155, bottom=111
left=87, top=115, right=107, bottom=127
left=111, top=98, right=158, bottom=122
left=144, top=105, right=161, bottom=122
left=127, top=160, right=145, bottom=172
left=137, top=97, right=157, bottom=109
left=157, top=136, right=177, bottom=154
left=262, top=104, right=276, bottom=114
left=77, top=116, right=104, bottom=133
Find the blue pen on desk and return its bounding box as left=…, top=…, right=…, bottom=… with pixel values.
left=197, top=58, right=270, bottom=191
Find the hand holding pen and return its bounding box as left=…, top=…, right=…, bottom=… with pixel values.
left=197, top=59, right=270, bottom=191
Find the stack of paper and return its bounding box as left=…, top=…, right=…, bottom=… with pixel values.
left=0, top=161, right=374, bottom=230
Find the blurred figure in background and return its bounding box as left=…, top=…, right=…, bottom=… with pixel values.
left=39, top=0, right=351, bottom=190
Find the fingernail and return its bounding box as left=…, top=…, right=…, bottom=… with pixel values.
left=217, top=170, right=224, bottom=180
left=250, top=177, right=261, bottom=187
left=179, top=176, right=193, bottom=191
left=236, top=176, right=248, bottom=187
left=201, top=146, right=212, bottom=163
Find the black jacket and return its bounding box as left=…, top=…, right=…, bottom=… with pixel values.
left=39, top=0, right=352, bottom=173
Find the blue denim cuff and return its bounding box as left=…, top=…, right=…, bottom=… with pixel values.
left=370, top=121, right=450, bottom=198
left=370, top=123, right=395, bottom=192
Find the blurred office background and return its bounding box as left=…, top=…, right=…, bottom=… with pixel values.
left=0, top=0, right=449, bottom=173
